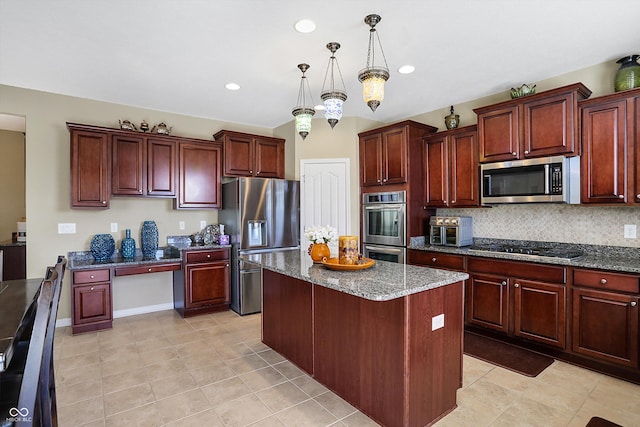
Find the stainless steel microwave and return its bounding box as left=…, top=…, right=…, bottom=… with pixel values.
left=481, top=155, right=580, bottom=204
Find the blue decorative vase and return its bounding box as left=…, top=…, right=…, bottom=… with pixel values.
left=121, top=229, right=136, bottom=258
left=90, top=234, right=115, bottom=261
left=141, top=220, right=159, bottom=258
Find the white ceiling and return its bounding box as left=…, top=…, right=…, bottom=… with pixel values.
left=1, top=1, right=639, bottom=130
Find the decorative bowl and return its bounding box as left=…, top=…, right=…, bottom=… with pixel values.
left=510, top=84, right=536, bottom=99
left=320, top=257, right=375, bottom=271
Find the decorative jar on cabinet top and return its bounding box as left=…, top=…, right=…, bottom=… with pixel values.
left=614, top=55, right=640, bottom=92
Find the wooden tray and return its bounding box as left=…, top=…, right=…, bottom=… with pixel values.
left=320, top=257, right=375, bottom=271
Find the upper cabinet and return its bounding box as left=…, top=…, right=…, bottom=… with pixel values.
left=69, top=125, right=110, bottom=208
left=213, top=130, right=285, bottom=178
left=474, top=83, right=592, bottom=163
left=579, top=87, right=640, bottom=205
left=423, top=125, right=479, bottom=208
left=68, top=123, right=219, bottom=209
left=359, top=120, right=437, bottom=187
left=176, top=141, right=222, bottom=209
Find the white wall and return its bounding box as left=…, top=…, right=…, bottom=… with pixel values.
left=0, top=129, right=25, bottom=241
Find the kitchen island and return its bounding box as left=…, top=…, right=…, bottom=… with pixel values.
left=242, top=250, right=469, bottom=427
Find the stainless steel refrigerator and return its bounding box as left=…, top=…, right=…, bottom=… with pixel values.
left=219, top=178, right=300, bottom=315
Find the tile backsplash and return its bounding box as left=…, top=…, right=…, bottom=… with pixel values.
left=439, top=205, right=640, bottom=248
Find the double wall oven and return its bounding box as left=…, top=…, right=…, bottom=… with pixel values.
left=362, top=191, right=406, bottom=263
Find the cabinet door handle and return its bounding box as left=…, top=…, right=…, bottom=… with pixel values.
left=631, top=302, right=637, bottom=307
left=636, top=194, right=640, bottom=199
left=207, top=254, right=211, bottom=258
left=102, top=200, right=107, bottom=204
left=501, top=281, right=507, bottom=286
left=514, top=283, right=520, bottom=288
left=619, top=195, right=624, bottom=199
left=512, top=152, right=517, bottom=156
left=90, top=287, right=95, bottom=291
left=600, top=278, right=607, bottom=285
left=524, top=150, right=529, bottom=155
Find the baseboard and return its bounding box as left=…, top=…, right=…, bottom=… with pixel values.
left=56, top=302, right=174, bottom=329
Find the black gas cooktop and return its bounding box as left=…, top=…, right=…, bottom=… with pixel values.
left=468, top=244, right=584, bottom=260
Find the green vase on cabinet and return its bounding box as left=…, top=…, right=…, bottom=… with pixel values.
left=614, top=55, right=640, bottom=92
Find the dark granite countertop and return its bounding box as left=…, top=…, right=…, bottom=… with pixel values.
left=0, top=239, right=26, bottom=247
left=241, top=250, right=468, bottom=301
left=67, top=244, right=231, bottom=271
left=409, top=237, right=640, bottom=274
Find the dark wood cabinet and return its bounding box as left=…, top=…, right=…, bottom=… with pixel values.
left=0, top=243, right=26, bottom=280
left=359, top=121, right=437, bottom=187
left=407, top=249, right=465, bottom=271
left=213, top=130, right=285, bottom=178
left=262, top=269, right=313, bottom=374
left=71, top=269, right=112, bottom=334
left=112, top=134, right=145, bottom=196
left=173, top=248, right=230, bottom=317
left=572, top=268, right=639, bottom=367
left=474, top=83, right=591, bottom=162
left=580, top=88, right=640, bottom=204
left=69, top=125, right=110, bottom=208
left=423, top=125, right=479, bottom=208
left=513, top=278, right=566, bottom=348
left=466, top=257, right=568, bottom=349
left=176, top=141, right=222, bottom=209
left=146, top=138, right=177, bottom=197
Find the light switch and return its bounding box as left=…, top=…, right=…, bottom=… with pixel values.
left=179, top=221, right=185, bottom=230
left=200, top=220, right=207, bottom=229
left=432, top=314, right=445, bottom=331
left=110, top=222, right=118, bottom=233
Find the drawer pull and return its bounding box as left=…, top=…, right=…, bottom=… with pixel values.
left=512, top=152, right=516, bottom=156
left=514, top=283, right=520, bottom=288
left=90, top=275, right=95, bottom=279
left=431, top=257, right=437, bottom=262
left=148, top=268, right=152, bottom=272
left=618, top=195, right=624, bottom=199
left=207, top=254, right=211, bottom=258
left=600, top=278, right=607, bottom=285
left=631, top=302, right=637, bottom=307
left=90, top=287, right=94, bottom=291
left=524, top=150, right=529, bottom=155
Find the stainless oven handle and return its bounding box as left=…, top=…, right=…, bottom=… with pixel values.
left=364, top=204, right=405, bottom=210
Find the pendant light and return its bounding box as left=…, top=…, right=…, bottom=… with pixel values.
left=292, top=63, right=316, bottom=140
left=320, top=42, right=348, bottom=129
left=358, top=14, right=390, bottom=112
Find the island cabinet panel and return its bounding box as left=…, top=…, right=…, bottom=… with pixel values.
left=69, top=127, right=110, bottom=208
left=262, top=270, right=313, bottom=374
left=313, top=281, right=463, bottom=427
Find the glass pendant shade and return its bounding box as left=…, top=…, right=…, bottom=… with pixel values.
left=320, top=42, right=347, bottom=129
left=359, top=14, right=390, bottom=112
left=291, top=63, right=316, bottom=140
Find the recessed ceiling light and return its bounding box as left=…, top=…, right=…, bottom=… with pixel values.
left=225, top=83, right=240, bottom=91
left=294, top=19, right=316, bottom=33
left=398, top=65, right=415, bottom=74
left=314, top=104, right=325, bottom=111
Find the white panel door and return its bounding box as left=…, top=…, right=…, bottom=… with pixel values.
left=300, top=159, right=350, bottom=255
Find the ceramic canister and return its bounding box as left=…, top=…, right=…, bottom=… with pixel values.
left=338, top=235, right=359, bottom=265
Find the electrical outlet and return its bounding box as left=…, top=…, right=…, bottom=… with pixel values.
left=179, top=221, right=185, bottom=230
left=110, top=222, right=118, bottom=233
left=624, top=224, right=637, bottom=239
left=431, top=314, right=445, bottom=331
left=58, top=223, right=76, bottom=234
left=200, top=220, right=207, bottom=229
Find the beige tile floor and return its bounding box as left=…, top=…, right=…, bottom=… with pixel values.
left=53, top=309, right=640, bottom=427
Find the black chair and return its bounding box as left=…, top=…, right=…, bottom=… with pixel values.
left=0, top=256, right=66, bottom=427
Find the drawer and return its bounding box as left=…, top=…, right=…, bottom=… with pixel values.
left=408, top=250, right=464, bottom=271
left=574, top=269, right=639, bottom=294
left=114, top=262, right=181, bottom=277
left=185, top=249, right=229, bottom=264
left=73, top=269, right=110, bottom=284
left=468, top=257, right=567, bottom=284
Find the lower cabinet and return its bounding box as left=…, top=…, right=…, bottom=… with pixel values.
left=71, top=269, right=112, bottom=335
left=572, top=269, right=639, bottom=368
left=173, top=248, right=230, bottom=317
left=466, top=257, right=567, bottom=349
